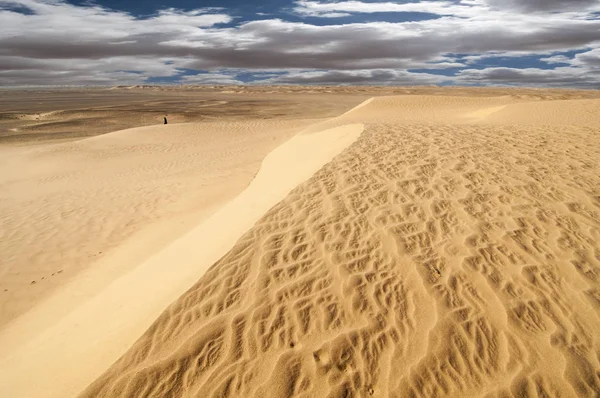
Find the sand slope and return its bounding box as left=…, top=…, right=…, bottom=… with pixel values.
left=0, top=112, right=364, bottom=396
left=0, top=117, right=338, bottom=395
left=82, top=95, right=600, bottom=397
left=0, top=119, right=325, bottom=325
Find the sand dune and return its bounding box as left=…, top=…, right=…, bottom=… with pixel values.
left=0, top=108, right=365, bottom=396
left=0, top=118, right=336, bottom=396
left=81, top=94, right=600, bottom=397
left=0, top=119, right=322, bottom=326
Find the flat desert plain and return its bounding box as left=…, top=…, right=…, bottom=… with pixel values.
left=1, top=86, right=599, bottom=397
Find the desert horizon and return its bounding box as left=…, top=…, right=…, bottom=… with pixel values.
left=1, top=0, right=600, bottom=396
left=1, top=85, right=599, bottom=397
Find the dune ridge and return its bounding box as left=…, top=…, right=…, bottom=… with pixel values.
left=82, top=95, right=600, bottom=397
left=0, top=119, right=321, bottom=327
left=0, top=107, right=366, bottom=397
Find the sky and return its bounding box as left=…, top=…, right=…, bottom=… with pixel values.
left=0, top=0, right=599, bottom=87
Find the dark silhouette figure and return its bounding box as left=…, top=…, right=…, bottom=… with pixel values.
left=164, top=116, right=168, bottom=125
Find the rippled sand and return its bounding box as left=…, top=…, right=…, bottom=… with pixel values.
left=79, top=94, right=600, bottom=397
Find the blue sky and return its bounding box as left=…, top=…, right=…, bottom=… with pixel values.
left=0, top=0, right=599, bottom=87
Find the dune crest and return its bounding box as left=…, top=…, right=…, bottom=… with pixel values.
left=0, top=119, right=318, bottom=328
left=0, top=112, right=364, bottom=396
left=82, top=95, right=600, bottom=397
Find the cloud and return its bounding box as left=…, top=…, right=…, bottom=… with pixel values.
left=179, top=15, right=600, bottom=70
left=0, top=0, right=599, bottom=87
left=180, top=72, right=244, bottom=85
left=573, top=48, right=600, bottom=68
left=456, top=66, right=600, bottom=88
left=484, top=0, right=600, bottom=13
left=259, top=69, right=449, bottom=85
left=0, top=0, right=232, bottom=84
left=0, top=68, right=149, bottom=86
left=293, top=0, right=600, bottom=18
left=293, top=1, right=479, bottom=18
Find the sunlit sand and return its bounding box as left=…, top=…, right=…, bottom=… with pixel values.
left=1, top=87, right=599, bottom=397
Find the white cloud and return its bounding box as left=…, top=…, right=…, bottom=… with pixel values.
left=259, top=69, right=450, bottom=85
left=456, top=65, right=600, bottom=88
left=180, top=72, right=244, bottom=85
left=484, top=0, right=600, bottom=13
left=541, top=55, right=576, bottom=65
left=572, top=48, right=600, bottom=68
left=0, top=0, right=231, bottom=38
left=0, top=0, right=599, bottom=87
left=293, top=1, right=480, bottom=18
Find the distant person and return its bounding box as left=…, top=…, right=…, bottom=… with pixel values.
left=164, top=116, right=168, bottom=125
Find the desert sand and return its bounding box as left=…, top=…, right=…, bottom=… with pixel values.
left=0, top=119, right=324, bottom=325
left=1, top=87, right=600, bottom=397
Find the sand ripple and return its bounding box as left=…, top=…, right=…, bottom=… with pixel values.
left=80, top=95, right=600, bottom=397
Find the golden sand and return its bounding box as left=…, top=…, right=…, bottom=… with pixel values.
left=1, top=89, right=599, bottom=397
left=83, top=94, right=599, bottom=397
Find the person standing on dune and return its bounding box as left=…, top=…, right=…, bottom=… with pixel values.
left=163, top=116, right=168, bottom=125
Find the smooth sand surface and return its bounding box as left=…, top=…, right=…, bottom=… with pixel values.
left=0, top=119, right=324, bottom=326
left=80, top=94, right=600, bottom=397
left=0, top=109, right=364, bottom=396
left=0, top=118, right=324, bottom=394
